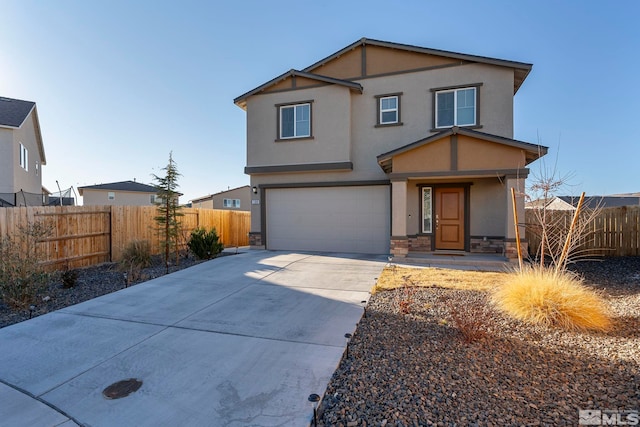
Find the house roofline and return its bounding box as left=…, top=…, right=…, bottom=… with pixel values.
left=302, top=37, right=532, bottom=94
left=234, top=69, right=363, bottom=109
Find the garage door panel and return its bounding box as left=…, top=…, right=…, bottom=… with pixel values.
left=266, top=186, right=390, bottom=254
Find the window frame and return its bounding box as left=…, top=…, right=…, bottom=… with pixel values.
left=375, top=93, right=403, bottom=127
left=223, top=198, right=241, bottom=208
left=108, top=191, right=115, bottom=200
left=19, top=143, right=28, bottom=171
left=431, top=83, right=482, bottom=131
left=276, top=101, right=313, bottom=140
left=421, top=187, right=433, bottom=234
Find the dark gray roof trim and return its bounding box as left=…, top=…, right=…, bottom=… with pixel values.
left=377, top=127, right=548, bottom=164
left=234, top=70, right=363, bottom=107
left=78, top=180, right=158, bottom=193
left=245, top=161, right=353, bottom=175
left=304, top=37, right=533, bottom=74
left=0, top=97, right=36, bottom=128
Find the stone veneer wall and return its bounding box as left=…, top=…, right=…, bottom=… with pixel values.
left=248, top=232, right=263, bottom=247
left=408, top=235, right=432, bottom=252
left=470, top=237, right=505, bottom=254
left=390, top=237, right=408, bottom=257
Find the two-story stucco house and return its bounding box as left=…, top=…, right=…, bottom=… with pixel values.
left=234, top=38, right=547, bottom=259
left=78, top=180, right=162, bottom=206
left=0, top=97, right=46, bottom=207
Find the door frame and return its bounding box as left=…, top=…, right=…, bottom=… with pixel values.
left=418, top=183, right=471, bottom=252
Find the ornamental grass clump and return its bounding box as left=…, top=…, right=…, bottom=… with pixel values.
left=492, top=265, right=612, bottom=332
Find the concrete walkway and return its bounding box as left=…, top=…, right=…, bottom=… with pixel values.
left=0, top=251, right=386, bottom=427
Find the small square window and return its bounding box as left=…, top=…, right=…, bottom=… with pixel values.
left=108, top=192, right=115, bottom=200
left=375, top=93, right=402, bottom=127
left=279, top=103, right=311, bottom=139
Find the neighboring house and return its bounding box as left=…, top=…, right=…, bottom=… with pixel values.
left=191, top=185, right=251, bottom=211
left=0, top=97, right=46, bottom=207
left=234, top=38, right=547, bottom=258
left=527, top=195, right=640, bottom=211
left=78, top=180, right=162, bottom=206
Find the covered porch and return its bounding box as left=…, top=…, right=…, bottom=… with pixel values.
left=376, top=127, right=547, bottom=261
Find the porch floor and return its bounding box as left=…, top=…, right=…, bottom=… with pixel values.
left=391, top=251, right=513, bottom=272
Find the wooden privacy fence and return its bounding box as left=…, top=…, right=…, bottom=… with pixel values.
left=0, top=206, right=250, bottom=269
left=525, top=205, right=640, bottom=257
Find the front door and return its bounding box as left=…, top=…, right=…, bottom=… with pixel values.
left=435, top=187, right=465, bottom=250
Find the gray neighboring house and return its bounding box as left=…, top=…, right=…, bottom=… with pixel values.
left=79, top=180, right=161, bottom=206
left=234, top=38, right=548, bottom=258
left=0, top=97, right=46, bottom=207
left=191, top=185, right=250, bottom=211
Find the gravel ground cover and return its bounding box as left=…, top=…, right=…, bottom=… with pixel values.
left=319, top=257, right=640, bottom=426
left=0, top=254, right=213, bottom=329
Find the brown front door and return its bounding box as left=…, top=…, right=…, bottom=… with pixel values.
left=435, top=187, right=465, bottom=250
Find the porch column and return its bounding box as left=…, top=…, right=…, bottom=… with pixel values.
left=505, top=176, right=528, bottom=260
left=390, top=179, right=408, bottom=257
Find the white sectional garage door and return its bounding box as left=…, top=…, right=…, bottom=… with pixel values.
left=266, top=186, right=390, bottom=254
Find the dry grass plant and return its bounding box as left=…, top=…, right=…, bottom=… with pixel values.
left=445, top=296, right=494, bottom=343
left=493, top=265, right=612, bottom=332
left=374, top=265, right=506, bottom=293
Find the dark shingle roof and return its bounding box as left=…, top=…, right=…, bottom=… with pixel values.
left=0, top=97, right=36, bottom=128
left=78, top=180, right=158, bottom=194
left=558, top=196, right=640, bottom=209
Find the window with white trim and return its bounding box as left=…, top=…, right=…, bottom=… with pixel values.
left=150, top=195, right=156, bottom=204
left=108, top=191, right=115, bottom=200
left=19, top=143, right=28, bottom=171
left=379, top=96, right=398, bottom=124
left=422, top=187, right=432, bottom=233
left=279, top=103, right=311, bottom=139
left=435, top=87, right=476, bottom=128
left=223, top=198, right=241, bottom=208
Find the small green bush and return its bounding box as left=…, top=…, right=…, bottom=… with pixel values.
left=187, top=227, right=224, bottom=260
left=0, top=222, right=52, bottom=309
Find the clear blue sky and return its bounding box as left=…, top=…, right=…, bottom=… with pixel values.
left=2, top=0, right=638, bottom=203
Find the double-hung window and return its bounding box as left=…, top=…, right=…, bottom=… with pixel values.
left=279, top=102, right=311, bottom=139
left=435, top=86, right=477, bottom=128
left=19, top=143, right=28, bottom=171
left=375, top=93, right=402, bottom=127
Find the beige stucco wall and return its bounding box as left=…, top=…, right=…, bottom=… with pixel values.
left=191, top=198, right=214, bottom=209
left=212, top=186, right=251, bottom=211
left=0, top=112, right=43, bottom=196
left=457, top=136, right=525, bottom=170
left=245, top=61, right=519, bottom=233
left=0, top=129, right=14, bottom=193
left=82, top=189, right=157, bottom=206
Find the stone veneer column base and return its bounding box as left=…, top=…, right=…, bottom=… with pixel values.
left=504, top=240, right=529, bottom=261
left=408, top=235, right=432, bottom=251
left=248, top=232, right=265, bottom=249
left=390, top=236, right=409, bottom=257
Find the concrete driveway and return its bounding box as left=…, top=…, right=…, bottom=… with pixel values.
left=0, top=251, right=386, bottom=426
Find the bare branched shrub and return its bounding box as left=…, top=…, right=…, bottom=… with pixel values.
left=0, top=221, right=53, bottom=309
left=119, top=240, right=152, bottom=284
left=393, top=275, right=417, bottom=314
left=446, top=297, right=493, bottom=343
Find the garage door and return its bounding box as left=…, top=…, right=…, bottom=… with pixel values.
left=266, top=186, right=390, bottom=254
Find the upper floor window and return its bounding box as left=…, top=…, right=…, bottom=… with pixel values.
left=150, top=194, right=156, bottom=204
left=108, top=191, right=115, bottom=200
left=375, top=93, right=403, bottom=127
left=278, top=102, right=311, bottom=139
left=223, top=198, right=241, bottom=208
left=433, top=85, right=480, bottom=129
left=19, top=143, right=28, bottom=171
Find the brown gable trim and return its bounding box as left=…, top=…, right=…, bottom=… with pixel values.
left=234, top=69, right=363, bottom=109
left=378, top=127, right=547, bottom=164
left=245, top=161, right=353, bottom=175
left=302, top=38, right=532, bottom=92
left=388, top=168, right=530, bottom=180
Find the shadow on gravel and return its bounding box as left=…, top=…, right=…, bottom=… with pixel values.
left=320, top=287, right=640, bottom=427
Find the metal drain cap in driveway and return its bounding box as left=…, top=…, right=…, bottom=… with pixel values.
left=102, top=378, right=143, bottom=399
